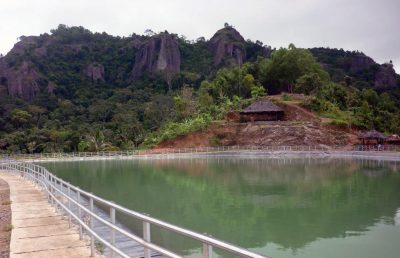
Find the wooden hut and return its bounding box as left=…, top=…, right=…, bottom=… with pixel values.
left=359, top=130, right=386, bottom=145
left=240, top=101, right=284, bottom=122
left=385, top=134, right=400, bottom=145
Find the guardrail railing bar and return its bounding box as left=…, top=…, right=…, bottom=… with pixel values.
left=7, top=144, right=399, bottom=160
left=2, top=162, right=130, bottom=258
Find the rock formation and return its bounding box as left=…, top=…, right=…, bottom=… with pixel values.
left=374, top=63, right=397, bottom=88
left=11, top=36, right=39, bottom=55
left=209, top=27, right=246, bottom=66
left=84, top=63, right=105, bottom=82
left=349, top=53, right=375, bottom=73
left=0, top=60, right=41, bottom=100
left=131, top=32, right=180, bottom=88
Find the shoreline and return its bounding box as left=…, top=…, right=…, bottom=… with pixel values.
left=11, top=150, right=400, bottom=163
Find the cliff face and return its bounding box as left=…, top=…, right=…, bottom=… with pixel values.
left=131, top=32, right=180, bottom=87
left=374, top=63, right=397, bottom=88
left=349, top=54, right=375, bottom=73
left=209, top=27, right=246, bottom=66
left=84, top=63, right=105, bottom=82
left=0, top=36, right=55, bottom=100
left=0, top=60, right=41, bottom=100
left=310, top=48, right=399, bottom=89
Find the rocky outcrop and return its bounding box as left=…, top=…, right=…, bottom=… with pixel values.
left=209, top=27, right=246, bottom=66
left=0, top=60, right=42, bottom=100
left=349, top=54, right=375, bottom=73
left=84, top=63, right=105, bottom=82
left=11, top=36, right=39, bottom=55
left=374, top=63, right=397, bottom=88
left=131, top=32, right=180, bottom=87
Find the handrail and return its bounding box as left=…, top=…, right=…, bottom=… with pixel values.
left=0, top=145, right=341, bottom=160
left=2, top=144, right=399, bottom=161
left=0, top=159, right=270, bottom=258
left=0, top=164, right=129, bottom=258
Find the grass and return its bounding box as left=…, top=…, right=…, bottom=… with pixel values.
left=143, top=113, right=212, bottom=147
left=3, top=224, right=13, bottom=232
left=281, top=94, right=293, bottom=101
left=94, top=240, right=105, bottom=254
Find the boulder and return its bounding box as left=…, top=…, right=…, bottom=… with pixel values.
left=209, top=27, right=246, bottom=66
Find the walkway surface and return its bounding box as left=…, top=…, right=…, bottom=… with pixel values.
left=0, top=171, right=101, bottom=258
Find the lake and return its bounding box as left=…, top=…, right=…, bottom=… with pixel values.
left=41, top=157, right=400, bottom=258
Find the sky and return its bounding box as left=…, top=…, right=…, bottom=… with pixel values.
left=0, top=0, right=399, bottom=72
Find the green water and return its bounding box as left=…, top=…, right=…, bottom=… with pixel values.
left=41, top=157, right=400, bottom=258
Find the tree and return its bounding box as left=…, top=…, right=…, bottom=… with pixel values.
left=250, top=84, right=266, bottom=99
left=11, top=109, right=32, bottom=127
left=174, top=87, right=198, bottom=120
left=352, top=101, right=373, bottom=129
left=144, top=29, right=155, bottom=37
left=295, top=72, right=325, bottom=95
left=260, top=44, right=329, bottom=94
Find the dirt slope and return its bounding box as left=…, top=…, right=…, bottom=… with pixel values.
left=156, top=99, right=360, bottom=150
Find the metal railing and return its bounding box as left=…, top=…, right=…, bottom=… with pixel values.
left=0, top=145, right=334, bottom=160
left=0, top=159, right=270, bottom=258
left=2, top=145, right=399, bottom=161
left=353, top=145, right=400, bottom=152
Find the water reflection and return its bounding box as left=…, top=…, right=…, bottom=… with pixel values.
left=42, top=157, right=400, bottom=257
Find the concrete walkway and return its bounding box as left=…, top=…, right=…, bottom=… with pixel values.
left=0, top=171, right=101, bottom=258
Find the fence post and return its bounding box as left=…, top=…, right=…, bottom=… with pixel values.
left=90, top=196, right=95, bottom=257
left=67, top=185, right=71, bottom=228
left=143, top=221, right=151, bottom=258
left=77, top=190, right=83, bottom=240
left=110, top=207, right=116, bottom=258
left=202, top=243, right=213, bottom=258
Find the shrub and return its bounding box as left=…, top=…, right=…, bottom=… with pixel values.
left=143, top=113, right=212, bottom=147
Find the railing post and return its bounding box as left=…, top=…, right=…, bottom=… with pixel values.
left=110, top=207, right=116, bottom=258
left=67, top=185, right=71, bottom=228
left=90, top=196, right=95, bottom=257
left=50, top=176, right=54, bottom=206
left=77, top=190, right=83, bottom=240
left=203, top=243, right=213, bottom=258
left=143, top=221, right=151, bottom=258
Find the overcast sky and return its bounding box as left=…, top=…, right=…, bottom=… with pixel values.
left=0, top=0, right=399, bottom=71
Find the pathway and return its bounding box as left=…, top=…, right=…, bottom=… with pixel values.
left=0, top=171, right=102, bottom=258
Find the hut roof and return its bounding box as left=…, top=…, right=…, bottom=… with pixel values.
left=386, top=134, right=400, bottom=142
left=359, top=130, right=386, bottom=139
left=240, top=101, right=283, bottom=114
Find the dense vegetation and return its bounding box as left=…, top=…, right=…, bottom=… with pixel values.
left=0, top=26, right=399, bottom=153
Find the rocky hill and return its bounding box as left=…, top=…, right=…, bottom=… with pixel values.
left=2, top=25, right=397, bottom=102
left=0, top=25, right=271, bottom=101
left=310, top=48, right=399, bottom=90
left=0, top=24, right=399, bottom=153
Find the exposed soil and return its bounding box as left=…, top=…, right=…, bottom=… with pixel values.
left=0, top=178, right=11, bottom=258
left=156, top=98, right=360, bottom=150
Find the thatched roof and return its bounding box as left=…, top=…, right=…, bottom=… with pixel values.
left=386, top=134, right=400, bottom=142
left=240, top=101, right=283, bottom=114
left=359, top=130, right=386, bottom=139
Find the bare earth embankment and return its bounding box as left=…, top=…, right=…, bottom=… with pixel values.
left=157, top=99, right=360, bottom=150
